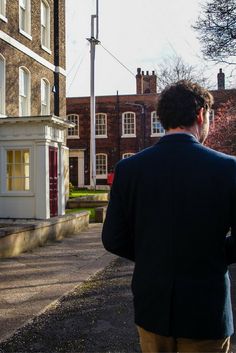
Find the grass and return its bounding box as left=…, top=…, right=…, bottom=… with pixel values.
left=65, top=207, right=96, bottom=222
left=70, top=189, right=108, bottom=198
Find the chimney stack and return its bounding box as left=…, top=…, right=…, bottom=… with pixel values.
left=136, top=68, right=157, bottom=94
left=217, top=68, right=225, bottom=90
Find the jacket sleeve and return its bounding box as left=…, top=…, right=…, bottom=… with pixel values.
left=101, top=163, right=135, bottom=261
left=225, top=159, right=236, bottom=265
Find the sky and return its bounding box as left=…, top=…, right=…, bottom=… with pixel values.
left=65, top=0, right=235, bottom=97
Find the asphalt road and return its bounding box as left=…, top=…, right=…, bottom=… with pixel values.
left=0, top=257, right=140, bottom=353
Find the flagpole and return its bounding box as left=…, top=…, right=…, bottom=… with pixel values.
left=87, top=0, right=99, bottom=189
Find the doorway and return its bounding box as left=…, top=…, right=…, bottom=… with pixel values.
left=49, top=147, right=58, bottom=217
left=69, top=157, right=78, bottom=188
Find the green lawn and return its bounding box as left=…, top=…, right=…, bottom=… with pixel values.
left=70, top=189, right=108, bottom=198
left=65, top=207, right=96, bottom=222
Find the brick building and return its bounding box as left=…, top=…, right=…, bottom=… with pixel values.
left=67, top=68, right=236, bottom=188
left=0, top=0, right=70, bottom=219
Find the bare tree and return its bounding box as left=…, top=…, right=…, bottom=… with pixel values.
left=156, top=56, right=210, bottom=91
left=193, top=0, right=236, bottom=64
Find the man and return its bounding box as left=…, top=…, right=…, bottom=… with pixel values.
left=102, top=80, right=236, bottom=353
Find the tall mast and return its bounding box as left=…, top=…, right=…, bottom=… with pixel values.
left=87, top=0, right=99, bottom=189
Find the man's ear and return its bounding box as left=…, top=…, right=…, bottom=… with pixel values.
left=197, top=107, right=204, bottom=126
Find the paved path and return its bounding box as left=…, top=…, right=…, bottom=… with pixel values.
left=1, top=224, right=236, bottom=352
left=0, top=224, right=114, bottom=343
left=0, top=257, right=140, bottom=353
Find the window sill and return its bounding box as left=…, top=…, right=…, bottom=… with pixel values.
left=67, top=136, right=80, bottom=139
left=19, top=29, right=32, bottom=40
left=96, top=175, right=107, bottom=179
left=121, top=134, right=136, bottom=138
left=0, top=14, right=8, bottom=23
left=151, top=133, right=165, bottom=137
left=41, top=45, right=52, bottom=55
left=95, top=135, right=107, bottom=139
left=0, top=192, right=34, bottom=197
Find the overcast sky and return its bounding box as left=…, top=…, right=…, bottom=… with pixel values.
left=65, top=0, right=234, bottom=97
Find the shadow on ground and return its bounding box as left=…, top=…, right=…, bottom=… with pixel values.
left=0, top=257, right=140, bottom=353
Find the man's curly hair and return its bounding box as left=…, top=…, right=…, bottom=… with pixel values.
left=157, top=80, right=214, bottom=130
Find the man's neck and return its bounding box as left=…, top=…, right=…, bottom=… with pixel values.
left=166, top=126, right=200, bottom=141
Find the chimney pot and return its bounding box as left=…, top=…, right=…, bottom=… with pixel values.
left=146, top=71, right=149, bottom=75
left=137, top=68, right=141, bottom=75
left=217, top=68, right=225, bottom=90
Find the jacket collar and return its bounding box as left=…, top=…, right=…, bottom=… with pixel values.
left=157, top=133, right=200, bottom=145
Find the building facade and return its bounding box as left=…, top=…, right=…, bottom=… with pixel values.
left=67, top=69, right=236, bottom=188
left=0, top=0, right=70, bottom=219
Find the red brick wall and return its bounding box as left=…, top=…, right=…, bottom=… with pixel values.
left=67, top=94, right=159, bottom=185
left=67, top=89, right=236, bottom=186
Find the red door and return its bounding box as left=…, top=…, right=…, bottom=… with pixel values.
left=49, top=147, right=58, bottom=217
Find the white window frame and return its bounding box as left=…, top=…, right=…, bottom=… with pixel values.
left=96, top=153, right=107, bottom=179
left=19, top=66, right=31, bottom=116
left=0, top=54, right=6, bottom=117
left=67, top=114, right=79, bottom=138
left=96, top=113, right=107, bottom=138
left=41, top=0, right=51, bottom=52
left=122, top=112, right=136, bottom=137
left=5, top=148, right=31, bottom=193
left=122, top=153, right=135, bottom=159
left=151, top=111, right=165, bottom=137
left=41, top=78, right=50, bottom=115
left=0, top=0, right=7, bottom=22
left=19, top=0, right=32, bottom=39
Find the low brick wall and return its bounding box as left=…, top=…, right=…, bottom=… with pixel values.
left=0, top=212, right=89, bottom=258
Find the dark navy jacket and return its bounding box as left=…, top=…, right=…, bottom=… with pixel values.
left=102, top=134, right=236, bottom=339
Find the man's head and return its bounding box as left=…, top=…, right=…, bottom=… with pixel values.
left=157, top=80, right=214, bottom=143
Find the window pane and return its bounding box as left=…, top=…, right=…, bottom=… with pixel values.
left=25, top=178, right=30, bottom=190
left=123, top=153, right=134, bottom=159
left=15, top=150, right=22, bottom=163
left=19, top=69, right=28, bottom=96
left=0, top=0, right=6, bottom=15
left=19, top=69, right=30, bottom=116
left=124, top=113, right=135, bottom=135
left=41, top=80, right=50, bottom=114
left=41, top=1, right=47, bottom=26
left=7, top=164, right=13, bottom=177
left=12, top=178, right=25, bottom=191
left=15, top=163, right=23, bottom=177
left=7, top=178, right=12, bottom=191
left=96, top=154, right=107, bottom=175
left=20, top=7, right=26, bottom=32
left=7, top=151, right=13, bottom=163
left=152, top=112, right=164, bottom=134
left=6, top=149, right=30, bottom=191
left=24, top=165, right=30, bottom=178
left=20, top=0, right=27, bottom=9
left=23, top=151, right=29, bottom=163
left=41, top=1, right=49, bottom=48
left=67, top=114, right=79, bottom=136
left=96, top=114, right=107, bottom=136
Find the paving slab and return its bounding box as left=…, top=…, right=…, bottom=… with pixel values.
left=0, top=223, right=115, bottom=343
